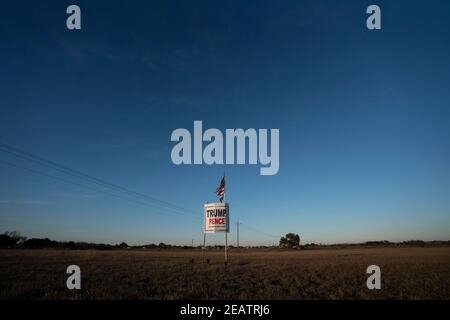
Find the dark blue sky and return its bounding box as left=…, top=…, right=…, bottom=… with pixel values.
left=1, top=0, right=449, bottom=245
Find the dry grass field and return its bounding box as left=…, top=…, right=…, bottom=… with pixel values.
left=0, top=246, right=449, bottom=300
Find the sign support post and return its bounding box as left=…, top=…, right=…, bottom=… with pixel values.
left=225, top=228, right=228, bottom=263
left=202, top=232, right=206, bottom=264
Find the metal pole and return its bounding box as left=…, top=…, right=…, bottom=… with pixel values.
left=224, top=175, right=228, bottom=263
left=225, top=230, right=228, bottom=263
left=237, top=221, right=239, bottom=248
left=203, top=233, right=206, bottom=264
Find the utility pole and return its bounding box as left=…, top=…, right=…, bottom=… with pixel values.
left=191, top=239, right=194, bottom=247
left=237, top=220, right=240, bottom=248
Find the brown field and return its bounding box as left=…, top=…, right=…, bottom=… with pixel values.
left=1, top=246, right=449, bottom=300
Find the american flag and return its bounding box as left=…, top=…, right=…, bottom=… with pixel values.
left=216, top=175, right=226, bottom=202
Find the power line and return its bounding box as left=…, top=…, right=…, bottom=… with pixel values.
left=0, top=142, right=280, bottom=240
left=239, top=222, right=279, bottom=239
left=0, top=160, right=200, bottom=222
left=0, top=142, right=199, bottom=218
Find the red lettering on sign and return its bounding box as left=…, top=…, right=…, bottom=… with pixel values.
left=208, top=218, right=225, bottom=225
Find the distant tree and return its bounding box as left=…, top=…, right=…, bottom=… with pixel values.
left=4, top=231, right=26, bottom=244
left=24, top=238, right=58, bottom=249
left=118, top=242, right=129, bottom=248
left=64, top=241, right=76, bottom=249
left=279, top=233, right=300, bottom=248
left=0, top=234, right=16, bottom=248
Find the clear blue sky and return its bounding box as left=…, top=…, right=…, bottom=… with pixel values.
left=1, top=0, right=449, bottom=245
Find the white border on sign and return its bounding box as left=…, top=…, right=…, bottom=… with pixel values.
left=204, top=202, right=229, bottom=233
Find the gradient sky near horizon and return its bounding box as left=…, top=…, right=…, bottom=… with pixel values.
left=1, top=0, right=449, bottom=245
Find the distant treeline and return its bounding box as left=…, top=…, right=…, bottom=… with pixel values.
left=303, top=240, right=450, bottom=249
left=0, top=231, right=449, bottom=250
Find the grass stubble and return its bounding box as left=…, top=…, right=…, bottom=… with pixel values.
left=0, top=246, right=449, bottom=300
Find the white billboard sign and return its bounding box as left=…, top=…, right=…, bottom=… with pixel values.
left=204, top=202, right=229, bottom=233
